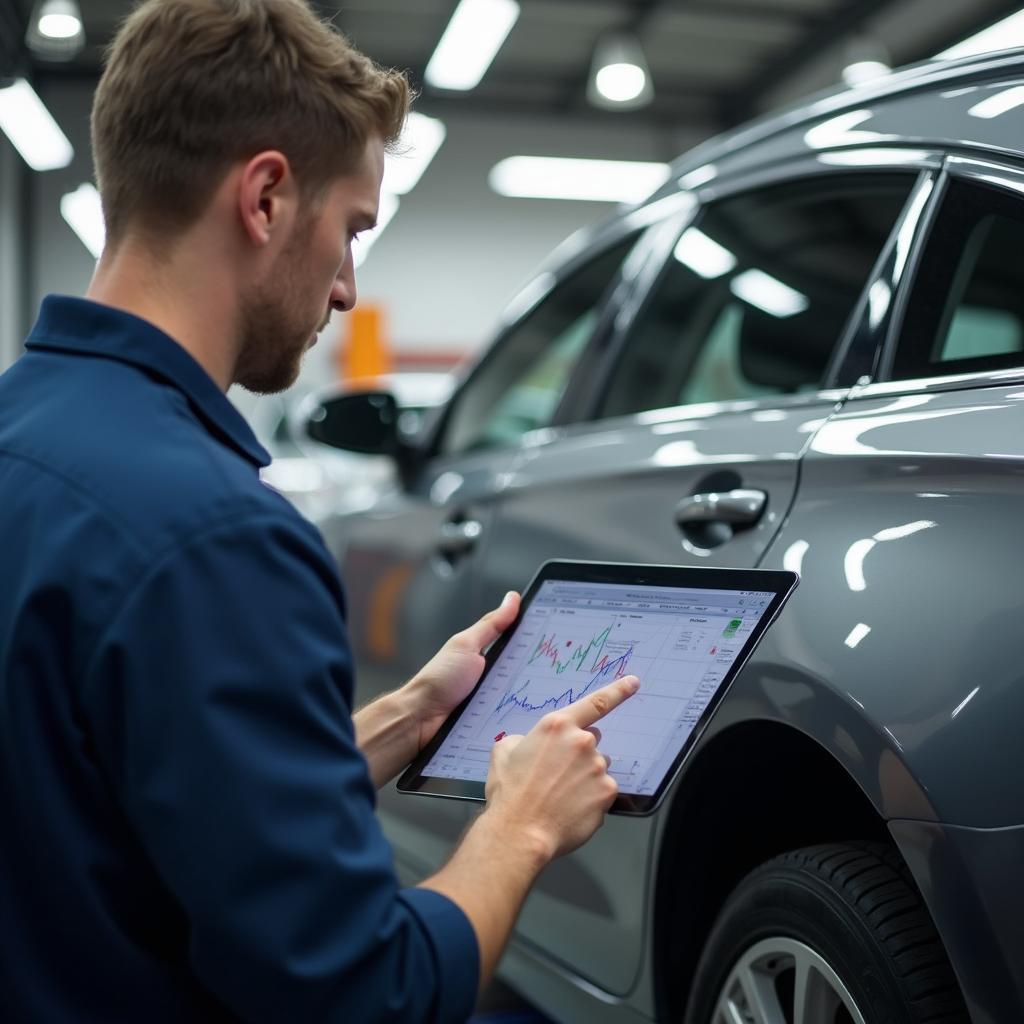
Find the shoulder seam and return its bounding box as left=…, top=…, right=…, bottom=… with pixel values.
left=79, top=508, right=321, bottom=693
left=0, top=445, right=150, bottom=553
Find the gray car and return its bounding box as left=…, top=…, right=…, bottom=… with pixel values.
left=310, top=48, right=1024, bottom=1024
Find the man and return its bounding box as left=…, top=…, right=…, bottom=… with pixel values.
left=0, top=1, right=638, bottom=1022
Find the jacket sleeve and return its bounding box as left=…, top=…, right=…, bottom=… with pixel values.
left=80, top=511, right=479, bottom=1024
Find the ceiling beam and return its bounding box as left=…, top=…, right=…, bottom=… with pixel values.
left=541, top=0, right=818, bottom=24
left=0, top=0, right=29, bottom=79
left=416, top=89, right=716, bottom=139
left=553, top=0, right=672, bottom=125
left=719, top=0, right=896, bottom=126
left=895, top=0, right=1024, bottom=65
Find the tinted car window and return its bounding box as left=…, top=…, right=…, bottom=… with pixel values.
left=440, top=234, right=638, bottom=455
left=598, top=175, right=915, bottom=418
left=891, top=178, right=1024, bottom=380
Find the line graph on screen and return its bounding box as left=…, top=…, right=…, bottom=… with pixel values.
left=473, top=611, right=675, bottom=737
left=420, top=578, right=779, bottom=795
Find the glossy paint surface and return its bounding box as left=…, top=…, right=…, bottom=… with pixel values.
left=757, top=385, right=1024, bottom=828
left=473, top=399, right=827, bottom=992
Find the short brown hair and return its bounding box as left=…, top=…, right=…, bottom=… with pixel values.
left=92, top=0, right=410, bottom=244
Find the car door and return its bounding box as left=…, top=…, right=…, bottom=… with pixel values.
left=760, top=156, right=1024, bottom=822
left=475, top=168, right=929, bottom=994
left=751, top=157, right=1024, bottom=1018
left=336, top=228, right=646, bottom=872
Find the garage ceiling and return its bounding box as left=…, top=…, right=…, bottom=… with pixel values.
left=3, top=0, right=1024, bottom=138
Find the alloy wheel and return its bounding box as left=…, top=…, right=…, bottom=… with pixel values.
left=711, top=936, right=866, bottom=1024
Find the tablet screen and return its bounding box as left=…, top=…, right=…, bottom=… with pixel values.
left=421, top=577, right=776, bottom=796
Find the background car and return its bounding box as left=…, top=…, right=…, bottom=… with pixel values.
left=308, top=48, right=1024, bottom=1024
left=235, top=372, right=453, bottom=523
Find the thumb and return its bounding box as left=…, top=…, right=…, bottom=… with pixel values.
left=457, top=591, right=520, bottom=653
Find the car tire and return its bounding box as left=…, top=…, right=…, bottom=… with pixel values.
left=683, top=841, right=969, bottom=1024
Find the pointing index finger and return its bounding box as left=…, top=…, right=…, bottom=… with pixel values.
left=565, top=675, right=639, bottom=729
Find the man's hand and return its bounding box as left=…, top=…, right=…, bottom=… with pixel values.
left=484, top=673, right=640, bottom=859
left=405, top=590, right=520, bottom=751
left=419, top=673, right=639, bottom=990
left=354, top=592, right=520, bottom=788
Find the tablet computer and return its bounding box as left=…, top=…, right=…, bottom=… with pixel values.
left=397, top=560, right=798, bottom=815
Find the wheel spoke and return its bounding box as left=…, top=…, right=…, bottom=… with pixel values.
left=791, top=944, right=866, bottom=1024
left=737, top=962, right=788, bottom=1024
left=712, top=990, right=748, bottom=1024
left=792, top=958, right=827, bottom=1024
left=709, top=936, right=868, bottom=1024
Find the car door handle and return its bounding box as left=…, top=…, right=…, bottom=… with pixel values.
left=437, top=518, right=483, bottom=557
left=674, top=489, right=767, bottom=528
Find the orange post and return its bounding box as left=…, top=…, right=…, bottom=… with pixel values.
left=338, top=304, right=392, bottom=383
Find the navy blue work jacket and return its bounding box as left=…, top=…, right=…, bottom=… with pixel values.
left=0, top=296, right=478, bottom=1023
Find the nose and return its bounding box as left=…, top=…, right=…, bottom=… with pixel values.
left=330, top=251, right=357, bottom=313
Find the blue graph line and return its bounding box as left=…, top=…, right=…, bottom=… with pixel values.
left=494, top=647, right=634, bottom=721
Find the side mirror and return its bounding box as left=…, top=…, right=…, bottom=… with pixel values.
left=303, top=391, right=399, bottom=455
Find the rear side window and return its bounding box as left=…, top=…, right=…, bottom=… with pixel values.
left=598, top=175, right=915, bottom=418
left=440, top=233, right=639, bottom=455
left=891, top=178, right=1024, bottom=380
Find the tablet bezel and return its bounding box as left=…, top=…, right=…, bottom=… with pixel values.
left=396, top=559, right=798, bottom=815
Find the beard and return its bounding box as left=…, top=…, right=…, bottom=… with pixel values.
left=234, top=235, right=327, bottom=395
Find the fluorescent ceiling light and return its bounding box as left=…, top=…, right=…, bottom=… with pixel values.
left=60, top=183, right=105, bottom=258
left=352, top=191, right=400, bottom=268
left=489, top=156, right=670, bottom=203
left=841, top=60, right=890, bottom=88
left=425, top=0, right=519, bottom=91
left=0, top=79, right=73, bottom=171
left=40, top=12, right=79, bottom=37
left=382, top=112, right=446, bottom=195
left=968, top=84, right=1024, bottom=118
left=730, top=269, right=808, bottom=318
left=588, top=31, right=653, bottom=110
left=596, top=63, right=647, bottom=103
left=27, top=0, right=84, bottom=59
left=673, top=227, right=736, bottom=279
left=936, top=10, right=1024, bottom=60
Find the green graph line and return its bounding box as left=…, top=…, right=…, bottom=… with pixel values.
left=528, top=624, right=612, bottom=675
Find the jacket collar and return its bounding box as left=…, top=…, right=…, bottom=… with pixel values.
left=26, top=295, right=271, bottom=468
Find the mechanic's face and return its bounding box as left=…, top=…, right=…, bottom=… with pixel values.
left=235, top=136, right=385, bottom=394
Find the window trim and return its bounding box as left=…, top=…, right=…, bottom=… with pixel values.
left=874, top=154, right=1024, bottom=392
left=581, top=159, right=934, bottom=424
left=422, top=219, right=652, bottom=462
left=823, top=169, right=940, bottom=388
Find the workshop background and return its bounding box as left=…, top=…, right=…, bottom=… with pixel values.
left=3, top=2, right=1024, bottom=1020
left=2, top=0, right=1021, bottom=382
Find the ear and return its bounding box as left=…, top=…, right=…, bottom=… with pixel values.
left=237, top=150, right=298, bottom=247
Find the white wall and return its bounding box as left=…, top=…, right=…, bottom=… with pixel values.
left=32, top=78, right=98, bottom=308
left=0, top=134, right=26, bottom=369
left=352, top=110, right=701, bottom=358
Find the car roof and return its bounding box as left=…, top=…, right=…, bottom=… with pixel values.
left=527, top=48, right=1024, bottom=285
left=665, top=47, right=1024, bottom=188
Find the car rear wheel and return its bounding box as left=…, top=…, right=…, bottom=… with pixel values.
left=683, top=842, right=969, bottom=1024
